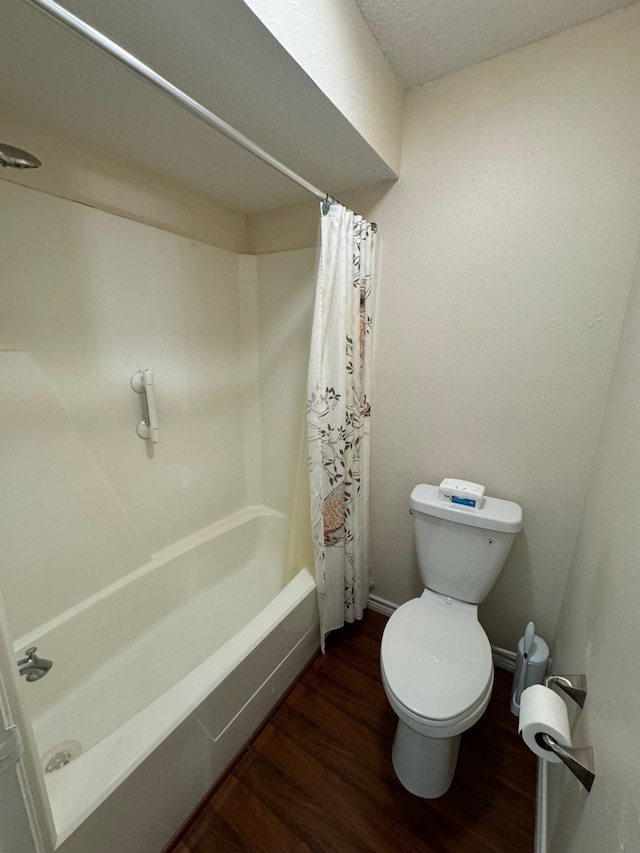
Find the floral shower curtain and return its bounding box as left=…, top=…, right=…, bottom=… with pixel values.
left=307, top=201, right=376, bottom=650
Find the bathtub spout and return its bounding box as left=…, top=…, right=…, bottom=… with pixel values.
left=18, top=647, right=53, bottom=682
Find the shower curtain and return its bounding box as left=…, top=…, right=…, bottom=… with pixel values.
left=307, top=201, right=376, bottom=650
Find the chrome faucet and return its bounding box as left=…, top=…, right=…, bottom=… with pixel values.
left=17, top=647, right=53, bottom=682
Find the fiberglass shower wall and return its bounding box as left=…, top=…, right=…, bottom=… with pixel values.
left=0, top=178, right=315, bottom=649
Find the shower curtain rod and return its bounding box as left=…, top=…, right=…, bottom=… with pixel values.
left=25, top=0, right=335, bottom=205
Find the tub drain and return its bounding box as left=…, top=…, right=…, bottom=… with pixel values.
left=41, top=740, right=82, bottom=773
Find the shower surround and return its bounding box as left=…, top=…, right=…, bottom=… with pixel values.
left=0, top=180, right=318, bottom=851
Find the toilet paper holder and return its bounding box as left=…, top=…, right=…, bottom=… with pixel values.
left=535, top=733, right=595, bottom=792
left=540, top=673, right=595, bottom=792
left=544, top=673, right=587, bottom=708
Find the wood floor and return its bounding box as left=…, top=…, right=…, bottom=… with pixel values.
left=170, top=610, right=537, bottom=853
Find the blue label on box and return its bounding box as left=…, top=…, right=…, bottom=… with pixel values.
left=451, top=495, right=476, bottom=507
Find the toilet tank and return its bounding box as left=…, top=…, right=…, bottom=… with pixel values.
left=410, top=484, right=522, bottom=604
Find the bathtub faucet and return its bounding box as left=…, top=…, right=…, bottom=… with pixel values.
left=17, top=647, right=53, bottom=682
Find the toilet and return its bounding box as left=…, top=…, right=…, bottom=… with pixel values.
left=380, top=481, right=522, bottom=798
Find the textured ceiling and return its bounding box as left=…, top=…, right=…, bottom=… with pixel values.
left=355, top=0, right=640, bottom=90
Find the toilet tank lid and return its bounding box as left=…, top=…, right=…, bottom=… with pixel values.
left=410, top=484, right=522, bottom=533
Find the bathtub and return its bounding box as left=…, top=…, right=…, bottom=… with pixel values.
left=16, top=506, right=318, bottom=853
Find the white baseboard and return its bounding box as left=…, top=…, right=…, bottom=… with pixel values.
left=368, top=594, right=397, bottom=617
left=492, top=646, right=517, bottom=672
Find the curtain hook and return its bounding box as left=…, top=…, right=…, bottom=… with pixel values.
left=322, top=195, right=331, bottom=216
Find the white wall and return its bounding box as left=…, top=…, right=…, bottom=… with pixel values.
left=257, top=248, right=316, bottom=514
left=244, top=6, right=640, bottom=652
left=545, top=243, right=640, bottom=853
left=367, top=7, right=640, bottom=649
left=0, top=101, right=248, bottom=254
left=0, top=179, right=316, bottom=645
left=247, top=183, right=392, bottom=255
left=0, top=181, right=247, bottom=639
left=236, top=246, right=317, bottom=517
left=243, top=0, right=403, bottom=174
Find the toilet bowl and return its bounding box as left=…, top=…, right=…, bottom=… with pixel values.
left=381, top=590, right=494, bottom=797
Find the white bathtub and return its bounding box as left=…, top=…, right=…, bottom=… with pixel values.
left=17, top=507, right=318, bottom=853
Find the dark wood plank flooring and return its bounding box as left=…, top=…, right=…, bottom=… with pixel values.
left=171, top=610, right=537, bottom=853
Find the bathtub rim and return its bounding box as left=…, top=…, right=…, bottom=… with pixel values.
left=13, top=505, right=284, bottom=654
left=43, top=564, right=316, bottom=846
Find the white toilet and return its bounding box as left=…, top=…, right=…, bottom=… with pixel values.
left=380, top=481, right=522, bottom=798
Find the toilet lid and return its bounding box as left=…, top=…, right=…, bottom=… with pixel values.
left=381, top=596, right=493, bottom=721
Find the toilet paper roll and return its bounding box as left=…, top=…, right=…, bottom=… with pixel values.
left=518, top=684, right=571, bottom=763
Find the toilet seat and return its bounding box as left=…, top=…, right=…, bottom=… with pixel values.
left=380, top=590, right=493, bottom=732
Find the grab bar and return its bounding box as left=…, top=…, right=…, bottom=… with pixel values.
left=131, top=369, right=160, bottom=444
